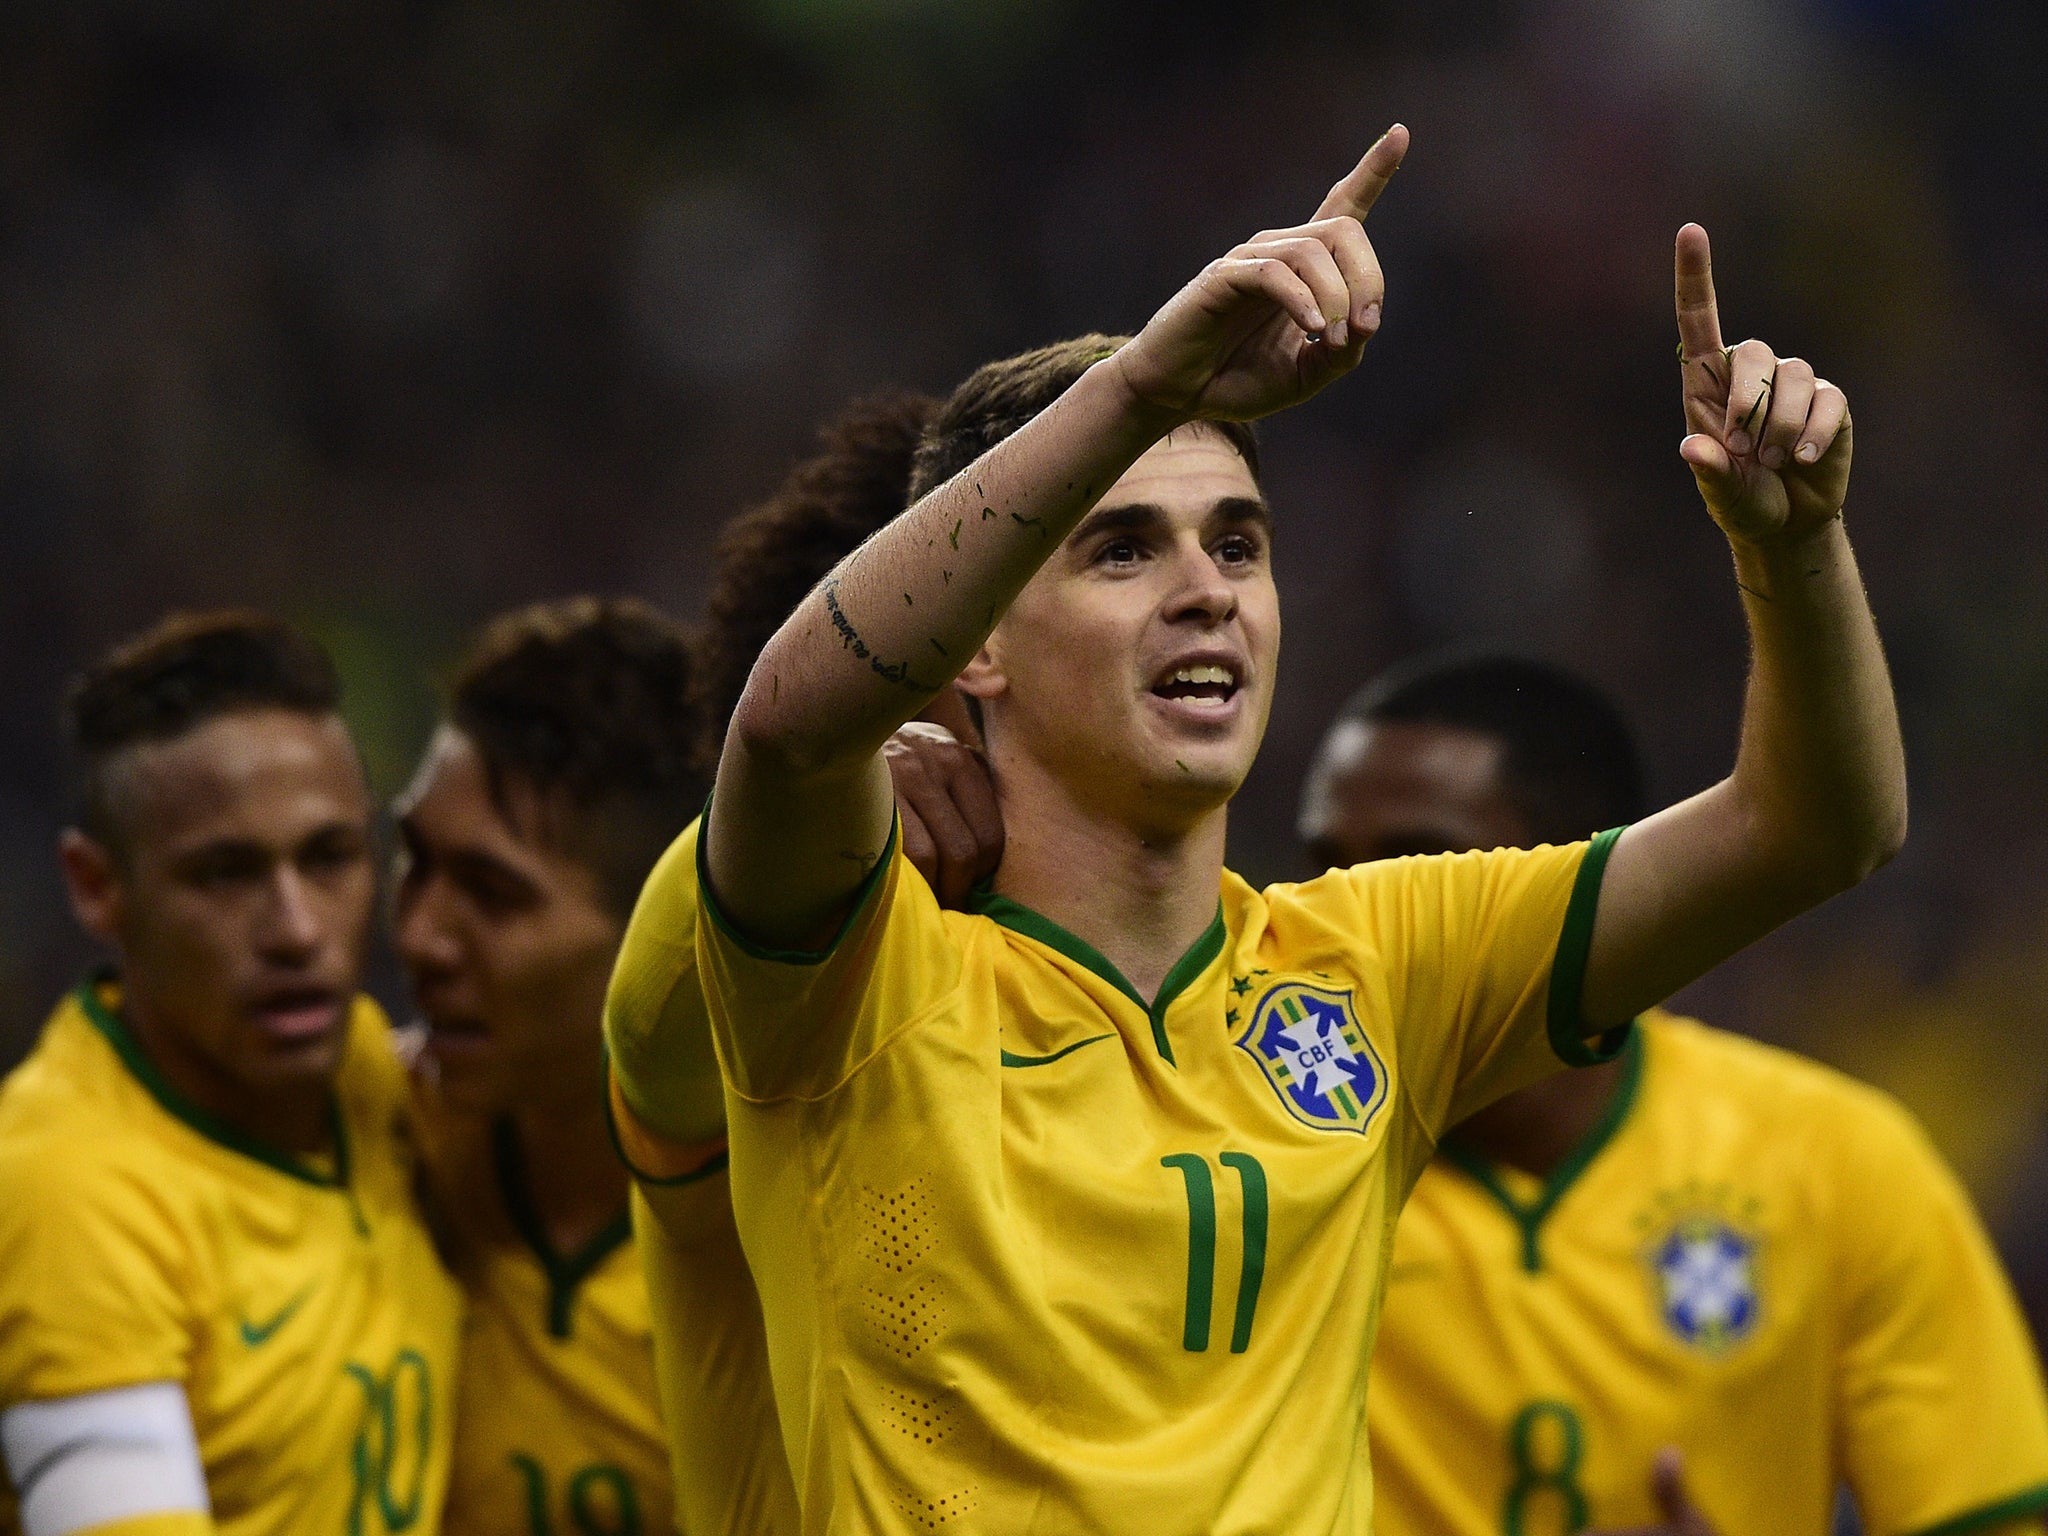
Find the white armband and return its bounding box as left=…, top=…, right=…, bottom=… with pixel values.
left=1, top=1381, right=209, bottom=1536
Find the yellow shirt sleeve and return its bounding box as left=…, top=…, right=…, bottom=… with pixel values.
left=618, top=808, right=958, bottom=1105
left=632, top=1180, right=800, bottom=1536
left=1832, top=1093, right=2048, bottom=1536
left=77, top=1517, right=214, bottom=1536
left=606, top=816, right=730, bottom=1149
left=0, top=1138, right=197, bottom=1403
left=1326, top=831, right=1627, bottom=1140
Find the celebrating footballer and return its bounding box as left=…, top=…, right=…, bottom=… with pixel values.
left=603, top=121, right=1916, bottom=1533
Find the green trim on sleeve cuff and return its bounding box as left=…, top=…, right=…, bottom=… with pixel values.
left=600, top=1043, right=731, bottom=1190
left=1546, top=827, right=1636, bottom=1068
left=696, top=798, right=900, bottom=966
left=1900, top=1483, right=2048, bottom=1536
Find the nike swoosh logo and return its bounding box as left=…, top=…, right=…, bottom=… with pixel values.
left=239, top=1285, right=314, bottom=1347
left=1000, top=1033, right=1115, bottom=1068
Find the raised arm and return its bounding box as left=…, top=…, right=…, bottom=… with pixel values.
left=1581, top=225, right=1907, bottom=1026
left=707, top=127, right=1411, bottom=948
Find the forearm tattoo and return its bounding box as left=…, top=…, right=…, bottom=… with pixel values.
left=821, top=578, right=931, bottom=692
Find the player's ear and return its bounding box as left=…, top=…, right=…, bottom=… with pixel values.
left=952, top=644, right=1007, bottom=706
left=58, top=826, right=125, bottom=945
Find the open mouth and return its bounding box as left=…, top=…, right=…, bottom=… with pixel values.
left=248, top=988, right=345, bottom=1044
left=1151, top=661, right=1242, bottom=708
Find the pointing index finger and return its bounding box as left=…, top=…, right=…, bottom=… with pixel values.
left=1313, top=123, right=1410, bottom=223
left=1674, top=222, right=1724, bottom=360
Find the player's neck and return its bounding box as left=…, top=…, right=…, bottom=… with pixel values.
left=1447, top=1055, right=1628, bottom=1181
left=508, top=1094, right=628, bottom=1258
left=990, top=758, right=1228, bottom=1004
left=120, top=985, right=334, bottom=1156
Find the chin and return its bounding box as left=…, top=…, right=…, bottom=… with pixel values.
left=244, top=1033, right=347, bottom=1089
left=1135, top=749, right=1249, bottom=815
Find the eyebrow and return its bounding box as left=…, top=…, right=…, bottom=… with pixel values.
left=1069, top=495, right=1274, bottom=543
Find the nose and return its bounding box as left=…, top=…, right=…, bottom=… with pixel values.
left=1163, top=535, right=1238, bottom=627
left=393, top=871, right=461, bottom=979
left=257, top=867, right=324, bottom=963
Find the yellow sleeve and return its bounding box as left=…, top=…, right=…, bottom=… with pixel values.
left=1332, top=831, right=1629, bottom=1139
left=616, top=806, right=958, bottom=1105
left=607, top=817, right=730, bottom=1147
left=0, top=1139, right=197, bottom=1403
left=77, top=1517, right=214, bottom=1536
left=631, top=1180, right=799, bottom=1536
left=1833, top=1094, right=2048, bottom=1536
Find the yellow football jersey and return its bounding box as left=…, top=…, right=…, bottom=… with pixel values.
left=602, top=816, right=802, bottom=1536
left=1368, top=1010, right=2048, bottom=1536
left=419, top=1102, right=672, bottom=1536
left=0, top=977, right=463, bottom=1536
left=609, top=812, right=1625, bottom=1535
left=628, top=1170, right=798, bottom=1536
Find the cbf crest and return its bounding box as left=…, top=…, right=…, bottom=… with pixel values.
left=1237, top=981, right=1388, bottom=1135
left=1641, top=1198, right=1763, bottom=1355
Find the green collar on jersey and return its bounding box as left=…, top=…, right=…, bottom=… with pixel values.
left=966, top=890, right=1227, bottom=1068
left=1903, top=1482, right=2048, bottom=1536
left=1439, top=1024, right=1646, bottom=1273
left=492, top=1116, right=633, bottom=1340
left=76, top=972, right=355, bottom=1193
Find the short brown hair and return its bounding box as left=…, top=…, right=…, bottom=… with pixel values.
left=907, top=334, right=1261, bottom=503
left=695, top=390, right=937, bottom=768
left=65, top=610, right=342, bottom=845
left=449, top=597, right=705, bottom=919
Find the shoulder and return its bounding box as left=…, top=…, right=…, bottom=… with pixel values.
left=620, top=817, right=705, bottom=964
left=0, top=1094, right=191, bottom=1261
left=1645, top=1012, right=1942, bottom=1186
left=0, top=993, right=121, bottom=1131
left=0, top=1006, right=161, bottom=1195
left=1259, top=843, right=1592, bottom=945
left=1271, top=843, right=1589, bottom=906
left=1648, top=1012, right=1916, bottom=1130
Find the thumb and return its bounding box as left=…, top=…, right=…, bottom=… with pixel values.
left=1679, top=433, right=1741, bottom=509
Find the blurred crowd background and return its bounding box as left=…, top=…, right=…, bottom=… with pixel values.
left=4, top=0, right=2046, bottom=1323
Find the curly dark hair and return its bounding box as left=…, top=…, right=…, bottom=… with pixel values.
left=694, top=389, right=937, bottom=768
left=65, top=609, right=342, bottom=846
left=906, top=334, right=1261, bottom=503
left=450, top=596, right=705, bottom=917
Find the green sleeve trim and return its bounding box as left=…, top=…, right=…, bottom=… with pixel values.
left=1545, top=827, right=1636, bottom=1068
left=600, top=1043, right=731, bottom=1190
left=1899, top=1483, right=2048, bottom=1536
left=696, top=797, right=900, bottom=966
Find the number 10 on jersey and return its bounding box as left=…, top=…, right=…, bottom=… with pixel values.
left=1161, top=1152, right=1268, bottom=1353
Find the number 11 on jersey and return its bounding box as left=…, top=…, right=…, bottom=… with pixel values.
left=1161, top=1152, right=1268, bottom=1353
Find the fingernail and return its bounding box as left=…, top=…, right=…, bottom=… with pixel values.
left=1360, top=301, right=1381, bottom=331
left=1327, top=319, right=1348, bottom=348
left=1795, top=442, right=1820, bottom=463
left=1728, top=430, right=1752, bottom=456
left=1760, top=445, right=1785, bottom=469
